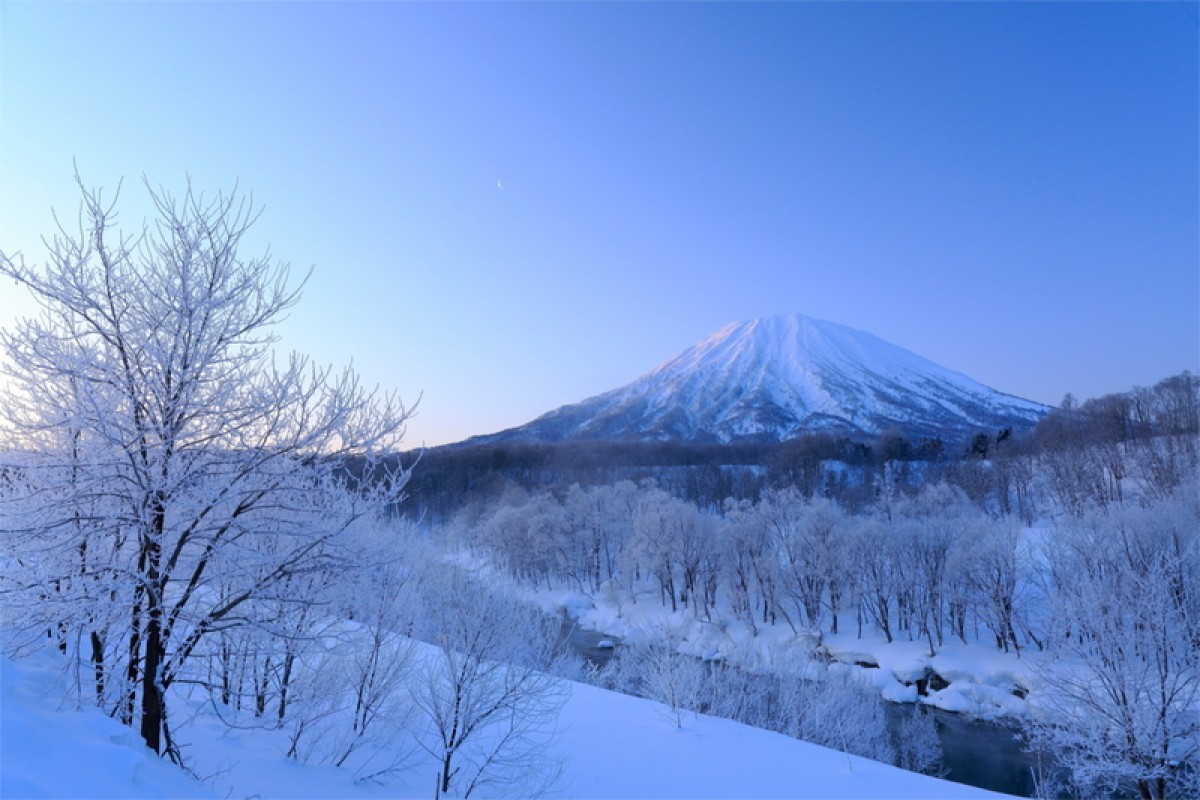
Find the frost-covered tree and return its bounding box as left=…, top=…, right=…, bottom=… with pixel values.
left=848, top=513, right=898, bottom=643
left=1026, top=499, right=1200, bottom=799
left=562, top=482, right=633, bottom=593
left=757, top=488, right=825, bottom=634
left=628, top=488, right=698, bottom=612
left=1130, top=373, right=1200, bottom=502
left=950, top=515, right=1031, bottom=653
left=893, top=705, right=943, bottom=776
left=777, top=666, right=895, bottom=764
left=691, top=653, right=898, bottom=764
left=891, top=484, right=970, bottom=655
left=0, top=176, right=411, bottom=758
left=616, top=623, right=707, bottom=729
left=410, top=570, right=568, bottom=798
left=474, top=489, right=550, bottom=588
left=720, top=498, right=767, bottom=636
left=281, top=548, right=418, bottom=780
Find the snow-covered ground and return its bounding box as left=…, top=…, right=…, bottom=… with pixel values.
left=1, top=653, right=212, bottom=800
left=1, top=642, right=1015, bottom=799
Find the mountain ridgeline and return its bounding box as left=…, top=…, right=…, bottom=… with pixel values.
left=469, top=314, right=1048, bottom=447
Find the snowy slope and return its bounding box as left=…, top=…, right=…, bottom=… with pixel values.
left=1, top=646, right=1014, bottom=799
left=0, top=655, right=214, bottom=799
left=475, top=314, right=1047, bottom=445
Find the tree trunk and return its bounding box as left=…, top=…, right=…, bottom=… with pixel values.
left=138, top=509, right=165, bottom=754
left=139, top=612, right=164, bottom=753
left=277, top=650, right=295, bottom=722
left=123, top=607, right=143, bottom=725
left=441, top=752, right=453, bottom=795
left=90, top=630, right=106, bottom=705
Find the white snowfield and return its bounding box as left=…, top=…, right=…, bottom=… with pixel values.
left=1, top=645, right=1013, bottom=800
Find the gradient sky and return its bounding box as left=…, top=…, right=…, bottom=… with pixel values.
left=2, top=1, right=1197, bottom=448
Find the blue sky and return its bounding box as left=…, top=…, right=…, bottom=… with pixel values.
left=1, top=1, right=1196, bottom=447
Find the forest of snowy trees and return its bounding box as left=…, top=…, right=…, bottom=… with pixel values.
left=0, top=179, right=1197, bottom=799
left=430, top=375, right=1199, bottom=798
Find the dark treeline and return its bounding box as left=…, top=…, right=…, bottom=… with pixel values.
left=400, top=435, right=945, bottom=521
left=395, top=371, right=1198, bottom=522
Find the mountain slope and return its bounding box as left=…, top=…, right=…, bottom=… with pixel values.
left=474, top=314, right=1048, bottom=445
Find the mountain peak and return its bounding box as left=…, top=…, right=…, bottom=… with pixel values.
left=471, top=314, right=1047, bottom=446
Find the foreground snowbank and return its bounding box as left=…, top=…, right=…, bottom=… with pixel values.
left=1, top=644, right=1013, bottom=799
left=0, top=654, right=212, bottom=799
left=551, top=679, right=1010, bottom=799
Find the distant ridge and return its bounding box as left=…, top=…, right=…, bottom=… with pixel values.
left=468, top=314, right=1048, bottom=446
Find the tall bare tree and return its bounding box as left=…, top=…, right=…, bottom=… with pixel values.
left=0, top=175, right=412, bottom=759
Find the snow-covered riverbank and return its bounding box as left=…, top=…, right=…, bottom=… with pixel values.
left=490, top=543, right=1040, bottom=724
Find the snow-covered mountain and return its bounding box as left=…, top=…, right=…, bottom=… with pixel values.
left=473, top=314, right=1048, bottom=445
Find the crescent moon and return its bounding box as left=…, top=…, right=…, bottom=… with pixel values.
left=497, top=180, right=503, bottom=189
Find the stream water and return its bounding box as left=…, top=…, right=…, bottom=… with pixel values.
left=561, top=620, right=1043, bottom=798
left=886, top=703, right=1040, bottom=797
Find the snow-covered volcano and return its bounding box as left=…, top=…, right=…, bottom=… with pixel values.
left=474, top=314, right=1048, bottom=445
